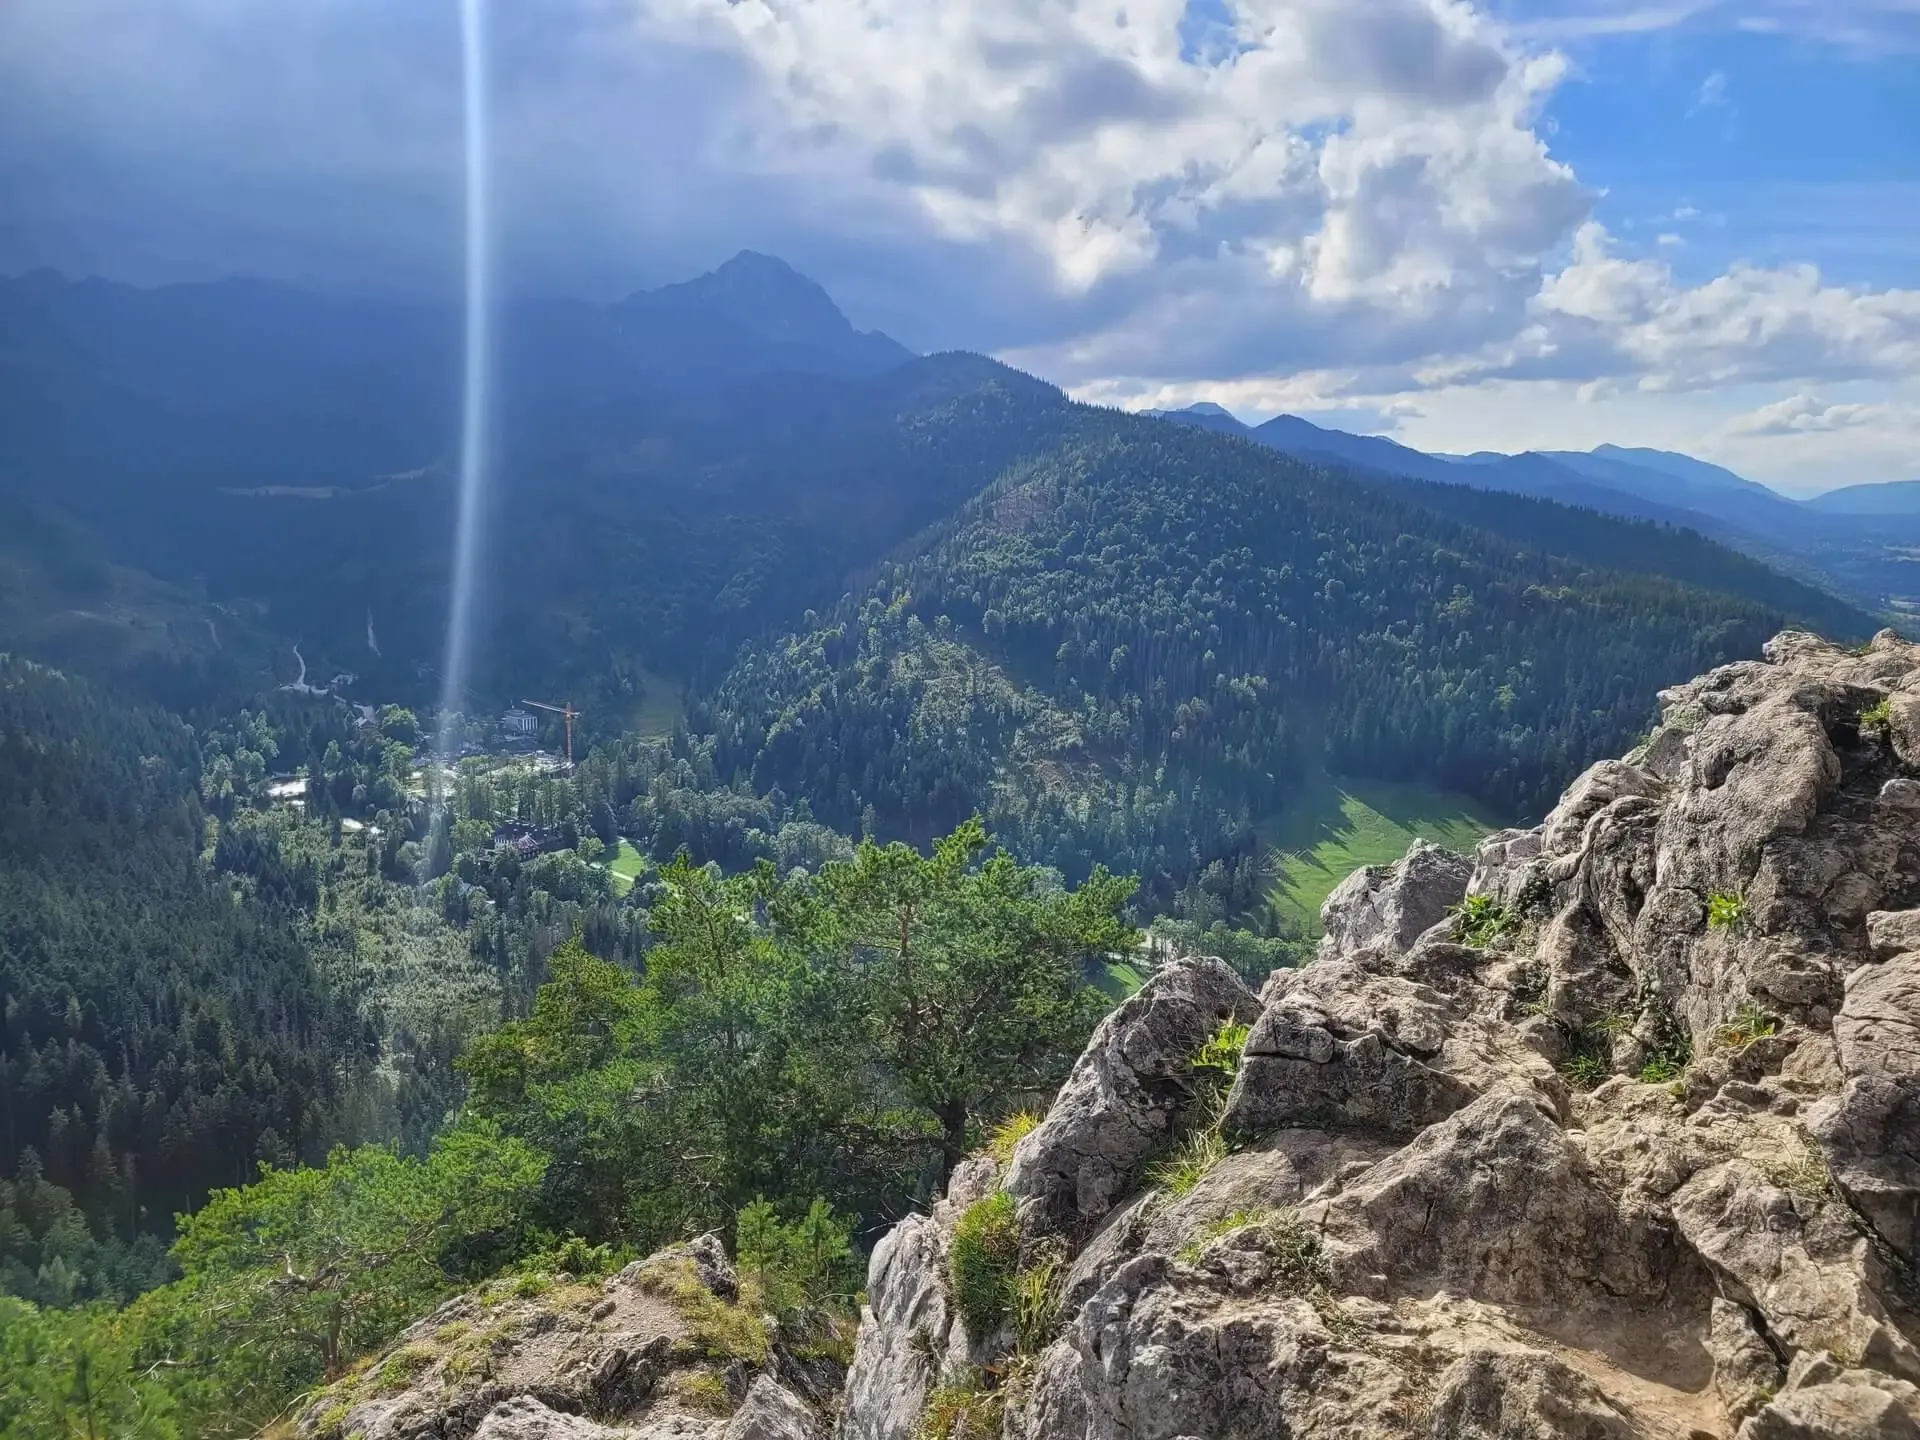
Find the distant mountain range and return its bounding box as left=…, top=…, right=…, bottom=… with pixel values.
left=1147, top=404, right=1920, bottom=617
left=0, top=251, right=1895, bottom=733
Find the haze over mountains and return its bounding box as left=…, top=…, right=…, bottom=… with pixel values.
left=1149, top=402, right=1920, bottom=619
left=0, top=252, right=1882, bottom=704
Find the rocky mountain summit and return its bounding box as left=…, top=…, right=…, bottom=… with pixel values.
left=314, top=631, right=1920, bottom=1438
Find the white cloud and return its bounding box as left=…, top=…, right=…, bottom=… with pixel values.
left=1499, top=0, right=1920, bottom=51
left=1348, top=222, right=1920, bottom=419
left=1690, top=68, right=1728, bottom=111
left=645, top=0, right=1920, bottom=481
left=647, top=0, right=1584, bottom=311
left=1727, top=393, right=1907, bottom=437
left=1716, top=391, right=1920, bottom=489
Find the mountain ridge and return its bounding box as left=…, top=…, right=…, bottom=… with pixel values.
left=1151, top=402, right=1920, bottom=618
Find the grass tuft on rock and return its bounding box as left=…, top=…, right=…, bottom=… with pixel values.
left=1717, top=1001, right=1780, bottom=1048
left=948, top=1191, right=1021, bottom=1339
left=1148, top=1127, right=1228, bottom=1197
left=985, top=1112, right=1040, bottom=1167
left=636, top=1255, right=772, bottom=1366
left=916, top=1370, right=1004, bottom=1440
left=1012, top=1242, right=1065, bottom=1356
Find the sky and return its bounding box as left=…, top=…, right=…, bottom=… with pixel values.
left=0, top=0, right=1915, bottom=494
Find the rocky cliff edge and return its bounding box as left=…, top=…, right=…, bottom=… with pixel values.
left=843, top=630, right=1920, bottom=1440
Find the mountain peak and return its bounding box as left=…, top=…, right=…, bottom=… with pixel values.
left=648, top=251, right=845, bottom=343
left=638, top=250, right=911, bottom=369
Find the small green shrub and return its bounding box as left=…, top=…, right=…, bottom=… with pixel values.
left=736, top=1196, right=859, bottom=1315
left=1192, top=1020, right=1251, bottom=1082
left=1450, top=893, right=1520, bottom=949
left=1862, top=697, right=1894, bottom=734
left=512, top=1272, right=552, bottom=1299
left=520, top=1234, right=620, bottom=1279
left=985, top=1111, right=1040, bottom=1166
left=1148, top=1126, right=1227, bottom=1198
left=1707, top=892, right=1746, bottom=931
left=1717, top=1002, right=1780, bottom=1049
left=1636, top=1049, right=1687, bottom=1084
left=948, top=1192, right=1020, bottom=1338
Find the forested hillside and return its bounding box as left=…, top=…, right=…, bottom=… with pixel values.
left=0, top=658, right=1134, bottom=1435
left=0, top=658, right=368, bottom=1303
left=0, top=266, right=1877, bottom=722
left=701, top=416, right=1870, bottom=910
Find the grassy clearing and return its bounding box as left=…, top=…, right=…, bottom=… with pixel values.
left=632, top=666, right=686, bottom=738
left=604, top=839, right=646, bottom=894
left=1096, top=959, right=1147, bottom=998
left=1257, top=771, right=1499, bottom=937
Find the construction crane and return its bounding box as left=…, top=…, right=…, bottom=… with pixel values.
left=522, top=700, right=581, bottom=769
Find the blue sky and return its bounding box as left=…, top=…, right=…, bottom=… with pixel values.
left=0, top=0, right=1915, bottom=492
left=1529, top=8, right=1918, bottom=286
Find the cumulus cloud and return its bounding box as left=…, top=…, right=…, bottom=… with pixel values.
left=1433, top=223, right=1920, bottom=395
left=1728, top=393, right=1905, bottom=436
left=647, top=0, right=1585, bottom=354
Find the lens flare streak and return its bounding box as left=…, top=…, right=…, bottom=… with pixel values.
left=433, top=0, right=492, bottom=788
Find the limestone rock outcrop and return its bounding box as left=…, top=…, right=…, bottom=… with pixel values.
left=839, top=630, right=1920, bottom=1440
left=299, top=1235, right=829, bottom=1440
left=1316, top=837, right=1473, bottom=966
left=1004, top=956, right=1259, bottom=1238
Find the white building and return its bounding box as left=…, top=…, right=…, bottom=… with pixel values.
left=501, top=707, right=539, bottom=737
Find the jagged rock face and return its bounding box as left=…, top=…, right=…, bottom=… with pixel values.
left=838, top=1154, right=1004, bottom=1440
left=300, top=1236, right=829, bottom=1440
left=1816, top=946, right=1920, bottom=1265
left=839, top=631, right=1920, bottom=1440
left=1316, top=837, right=1472, bottom=966
left=1222, top=959, right=1541, bottom=1137
left=1004, top=957, right=1259, bottom=1238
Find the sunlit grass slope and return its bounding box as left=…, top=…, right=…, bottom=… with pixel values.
left=1258, top=771, right=1499, bottom=937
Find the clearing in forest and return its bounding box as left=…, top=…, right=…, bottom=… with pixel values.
left=632, top=667, right=685, bottom=738
left=605, top=839, right=646, bottom=893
